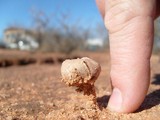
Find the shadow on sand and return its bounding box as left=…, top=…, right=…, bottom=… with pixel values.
left=97, top=95, right=110, bottom=110
left=152, top=74, right=160, bottom=85
left=97, top=90, right=160, bottom=112
left=137, top=89, right=160, bottom=112
left=96, top=73, right=160, bottom=112
left=136, top=73, right=160, bottom=112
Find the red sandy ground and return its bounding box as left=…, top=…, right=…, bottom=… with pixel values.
left=0, top=49, right=160, bottom=120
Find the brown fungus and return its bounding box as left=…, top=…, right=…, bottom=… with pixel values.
left=61, top=57, right=101, bottom=104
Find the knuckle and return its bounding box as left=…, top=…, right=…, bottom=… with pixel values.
left=104, top=1, right=135, bottom=33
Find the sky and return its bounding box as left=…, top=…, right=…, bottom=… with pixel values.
left=0, top=0, right=103, bottom=40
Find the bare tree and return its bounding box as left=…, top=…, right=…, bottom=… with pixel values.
left=31, top=8, right=52, bottom=48
left=30, top=8, right=90, bottom=53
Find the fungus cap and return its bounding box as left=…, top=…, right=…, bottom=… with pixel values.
left=61, top=57, right=101, bottom=86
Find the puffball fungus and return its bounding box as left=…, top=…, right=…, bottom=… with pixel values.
left=61, top=57, right=101, bottom=96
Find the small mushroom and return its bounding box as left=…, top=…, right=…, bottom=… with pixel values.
left=61, top=57, right=101, bottom=103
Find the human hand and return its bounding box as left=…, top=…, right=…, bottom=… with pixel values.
left=96, top=0, right=160, bottom=113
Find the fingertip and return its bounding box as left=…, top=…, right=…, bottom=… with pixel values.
left=107, top=82, right=149, bottom=113
left=107, top=88, right=123, bottom=112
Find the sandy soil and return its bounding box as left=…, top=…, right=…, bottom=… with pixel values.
left=0, top=49, right=160, bottom=120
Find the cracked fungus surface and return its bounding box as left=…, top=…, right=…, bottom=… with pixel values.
left=61, top=57, right=101, bottom=96
left=61, top=57, right=101, bottom=86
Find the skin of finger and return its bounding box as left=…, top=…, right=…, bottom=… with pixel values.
left=104, top=0, right=156, bottom=33
left=109, top=16, right=154, bottom=112
left=96, top=0, right=156, bottom=112
left=96, top=0, right=159, bottom=19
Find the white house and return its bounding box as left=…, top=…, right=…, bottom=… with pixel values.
left=4, top=27, right=39, bottom=51
left=86, top=38, right=103, bottom=50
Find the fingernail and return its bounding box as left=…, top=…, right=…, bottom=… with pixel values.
left=108, top=88, right=123, bottom=112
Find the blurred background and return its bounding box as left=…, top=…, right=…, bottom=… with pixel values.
left=0, top=0, right=160, bottom=53
left=0, top=0, right=109, bottom=54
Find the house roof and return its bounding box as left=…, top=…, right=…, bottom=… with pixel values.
left=4, top=27, right=25, bottom=33
left=4, top=27, right=38, bottom=38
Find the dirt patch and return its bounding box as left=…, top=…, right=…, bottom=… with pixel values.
left=0, top=49, right=160, bottom=120
left=0, top=49, right=80, bottom=67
